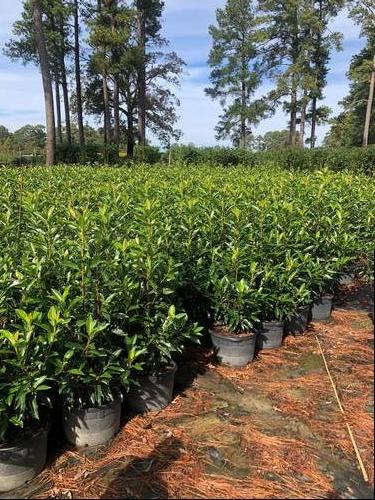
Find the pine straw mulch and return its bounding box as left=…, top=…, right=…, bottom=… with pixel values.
left=16, top=282, right=375, bottom=499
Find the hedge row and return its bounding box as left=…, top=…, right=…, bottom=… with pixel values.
left=0, top=165, right=373, bottom=439
left=168, top=144, right=375, bottom=174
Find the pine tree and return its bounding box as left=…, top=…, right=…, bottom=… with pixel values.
left=258, top=0, right=307, bottom=146
left=258, top=0, right=343, bottom=147
left=324, top=35, right=375, bottom=147
left=205, top=0, right=264, bottom=148
left=74, top=0, right=85, bottom=146
left=308, top=0, right=344, bottom=148
left=5, top=0, right=74, bottom=146
left=30, top=0, right=55, bottom=165
left=86, top=0, right=183, bottom=157
left=349, top=0, right=375, bottom=146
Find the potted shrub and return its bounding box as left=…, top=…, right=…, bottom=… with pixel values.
left=279, top=253, right=317, bottom=335
left=0, top=309, right=54, bottom=492
left=112, top=203, right=202, bottom=412
left=208, top=277, right=261, bottom=367
left=48, top=285, right=142, bottom=449
left=203, top=206, right=262, bottom=367
left=53, top=311, right=142, bottom=448
left=310, top=257, right=350, bottom=321
left=125, top=305, right=202, bottom=412
left=256, top=267, right=298, bottom=350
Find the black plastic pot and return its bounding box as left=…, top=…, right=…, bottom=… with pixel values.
left=312, top=294, right=334, bottom=321
left=257, top=321, right=285, bottom=350
left=62, top=399, right=121, bottom=448
left=285, top=305, right=312, bottom=335
left=125, top=361, right=178, bottom=413
left=0, top=427, right=48, bottom=492
left=209, top=329, right=257, bottom=367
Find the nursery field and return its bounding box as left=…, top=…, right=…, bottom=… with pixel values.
left=3, top=281, right=374, bottom=499
left=0, top=164, right=374, bottom=497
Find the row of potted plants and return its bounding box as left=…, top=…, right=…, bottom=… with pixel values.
left=0, top=165, right=373, bottom=491
left=0, top=303, right=202, bottom=491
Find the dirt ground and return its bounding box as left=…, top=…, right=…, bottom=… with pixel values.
left=2, top=281, right=374, bottom=500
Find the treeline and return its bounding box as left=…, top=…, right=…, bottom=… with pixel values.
left=5, top=0, right=183, bottom=165
left=205, top=0, right=375, bottom=150
left=3, top=1, right=375, bottom=166
left=168, top=144, right=375, bottom=174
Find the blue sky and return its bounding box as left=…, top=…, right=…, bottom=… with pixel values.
left=0, top=0, right=365, bottom=145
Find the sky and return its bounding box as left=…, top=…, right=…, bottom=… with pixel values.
left=0, top=0, right=366, bottom=146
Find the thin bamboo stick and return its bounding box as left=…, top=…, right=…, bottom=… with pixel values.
left=315, top=334, right=369, bottom=483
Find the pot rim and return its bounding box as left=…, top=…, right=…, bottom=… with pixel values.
left=209, top=328, right=257, bottom=341
left=137, top=360, right=178, bottom=381
left=63, top=397, right=122, bottom=415
left=261, top=320, right=285, bottom=327
left=0, top=426, right=48, bottom=453
left=297, top=304, right=312, bottom=313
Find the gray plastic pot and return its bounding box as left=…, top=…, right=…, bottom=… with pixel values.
left=285, top=305, right=311, bottom=335
left=210, top=329, right=257, bottom=367
left=125, top=361, right=177, bottom=413
left=0, top=427, right=48, bottom=492
left=62, top=398, right=121, bottom=448
left=257, top=321, right=285, bottom=350
left=312, top=295, right=334, bottom=321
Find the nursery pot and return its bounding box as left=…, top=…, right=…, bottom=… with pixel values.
left=0, top=427, right=48, bottom=492
left=257, top=321, right=285, bottom=350
left=285, top=305, right=312, bottom=335
left=125, top=361, right=178, bottom=413
left=209, top=328, right=257, bottom=367
left=62, top=398, right=121, bottom=448
left=312, top=294, right=334, bottom=321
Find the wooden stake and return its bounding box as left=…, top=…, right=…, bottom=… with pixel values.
left=315, top=334, right=369, bottom=483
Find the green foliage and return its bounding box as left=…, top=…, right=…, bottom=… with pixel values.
left=167, top=143, right=375, bottom=174
left=325, top=34, right=375, bottom=147
left=0, top=309, right=55, bottom=440
left=56, top=142, right=102, bottom=164
left=206, top=0, right=266, bottom=147
left=0, top=163, right=373, bottom=438
left=134, top=145, right=162, bottom=164
left=253, top=130, right=290, bottom=151
left=12, top=125, right=46, bottom=151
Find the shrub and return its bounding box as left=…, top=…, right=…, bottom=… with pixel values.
left=0, top=164, right=373, bottom=429
left=134, top=145, right=162, bottom=164
left=167, top=144, right=375, bottom=173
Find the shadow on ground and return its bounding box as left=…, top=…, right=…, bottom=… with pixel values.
left=100, top=437, right=183, bottom=499
left=2, top=282, right=374, bottom=499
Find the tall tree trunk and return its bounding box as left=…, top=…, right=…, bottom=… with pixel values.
left=59, top=15, right=72, bottom=145
left=299, top=91, right=307, bottom=149
left=113, top=77, right=120, bottom=146
left=310, top=96, right=317, bottom=149
left=103, top=75, right=112, bottom=144
left=310, top=0, right=323, bottom=149
left=111, top=1, right=120, bottom=150
left=74, top=0, right=85, bottom=146
left=31, top=0, right=55, bottom=165
left=363, top=54, right=375, bottom=147
left=55, top=80, right=63, bottom=144
left=289, top=88, right=297, bottom=147
left=137, top=6, right=146, bottom=146
left=127, top=109, right=135, bottom=158
left=240, top=79, right=246, bottom=148
left=98, top=0, right=112, bottom=145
